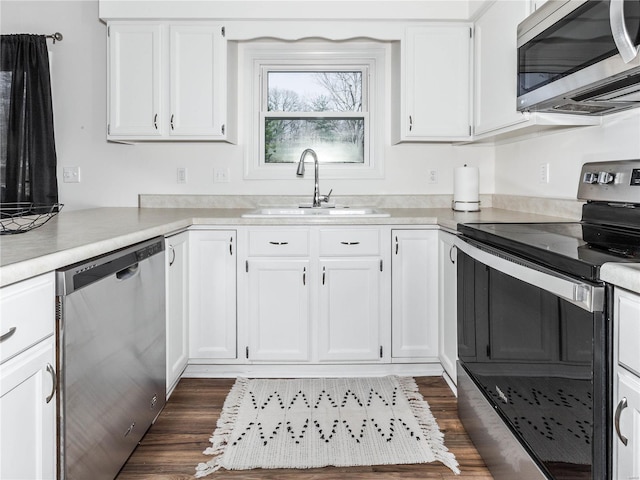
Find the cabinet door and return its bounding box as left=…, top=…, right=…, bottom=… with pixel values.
left=474, top=0, right=529, bottom=135
left=402, top=25, right=471, bottom=140
left=166, top=232, right=189, bottom=393
left=246, top=259, right=310, bottom=362
left=438, top=231, right=457, bottom=379
left=108, top=23, right=163, bottom=137
left=0, top=338, right=56, bottom=480
left=170, top=25, right=226, bottom=137
left=318, top=258, right=382, bottom=362
left=189, top=230, right=236, bottom=359
left=614, top=369, right=640, bottom=479
left=391, top=230, right=438, bottom=359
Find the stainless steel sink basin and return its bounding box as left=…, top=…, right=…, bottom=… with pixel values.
left=241, top=206, right=390, bottom=218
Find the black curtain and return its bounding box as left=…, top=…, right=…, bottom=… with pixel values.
left=0, top=34, right=58, bottom=206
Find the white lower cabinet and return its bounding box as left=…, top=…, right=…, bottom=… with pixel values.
left=614, top=287, right=640, bottom=479
left=391, top=229, right=439, bottom=360
left=165, top=231, right=189, bottom=393
left=0, top=338, right=56, bottom=480
left=189, top=230, right=237, bottom=360
left=438, top=231, right=458, bottom=382
left=318, top=258, right=383, bottom=362
left=0, top=273, right=56, bottom=480
left=246, top=259, right=310, bottom=362
left=242, top=227, right=388, bottom=364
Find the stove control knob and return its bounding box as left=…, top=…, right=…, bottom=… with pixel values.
left=583, top=172, right=598, bottom=184
left=597, top=171, right=615, bottom=184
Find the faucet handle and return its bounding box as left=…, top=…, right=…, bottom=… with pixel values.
left=321, top=189, right=333, bottom=203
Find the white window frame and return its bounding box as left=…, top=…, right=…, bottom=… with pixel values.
left=242, top=40, right=387, bottom=180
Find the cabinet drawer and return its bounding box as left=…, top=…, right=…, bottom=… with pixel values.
left=618, top=289, right=640, bottom=376
left=320, top=229, right=380, bottom=256
left=0, top=273, right=55, bottom=364
left=248, top=229, right=309, bottom=256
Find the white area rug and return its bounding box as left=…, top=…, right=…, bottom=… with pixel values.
left=195, top=376, right=460, bottom=477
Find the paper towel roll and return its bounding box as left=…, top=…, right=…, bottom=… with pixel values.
left=452, top=165, right=480, bottom=212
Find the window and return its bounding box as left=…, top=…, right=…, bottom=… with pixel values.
left=264, top=70, right=366, bottom=165
left=242, top=41, right=387, bottom=179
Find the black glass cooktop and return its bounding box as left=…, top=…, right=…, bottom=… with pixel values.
left=457, top=222, right=640, bottom=282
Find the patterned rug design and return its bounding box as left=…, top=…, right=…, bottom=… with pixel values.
left=195, top=376, right=459, bottom=477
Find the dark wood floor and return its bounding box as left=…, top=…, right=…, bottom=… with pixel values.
left=116, top=376, right=494, bottom=480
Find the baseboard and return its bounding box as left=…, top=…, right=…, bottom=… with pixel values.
left=183, top=362, right=444, bottom=378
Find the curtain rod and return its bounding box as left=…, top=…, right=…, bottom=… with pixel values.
left=46, top=32, right=63, bottom=44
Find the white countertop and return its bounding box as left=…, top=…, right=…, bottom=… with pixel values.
left=0, top=206, right=589, bottom=288
left=601, top=263, right=640, bottom=294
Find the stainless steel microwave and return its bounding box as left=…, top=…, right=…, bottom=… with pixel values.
left=517, top=0, right=640, bottom=115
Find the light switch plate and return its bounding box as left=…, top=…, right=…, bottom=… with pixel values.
left=63, top=166, right=81, bottom=183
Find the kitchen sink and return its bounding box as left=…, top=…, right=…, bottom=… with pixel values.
left=241, top=206, right=390, bottom=218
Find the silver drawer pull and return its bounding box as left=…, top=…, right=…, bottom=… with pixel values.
left=615, top=397, right=629, bottom=446
left=0, top=326, right=16, bottom=342
left=269, top=241, right=289, bottom=245
left=46, top=364, right=57, bottom=404
left=340, top=241, right=360, bottom=245
left=124, top=422, right=136, bottom=437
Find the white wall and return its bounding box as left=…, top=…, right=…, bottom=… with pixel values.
left=3, top=0, right=639, bottom=210
left=495, top=109, right=640, bottom=199
left=1, top=0, right=493, bottom=210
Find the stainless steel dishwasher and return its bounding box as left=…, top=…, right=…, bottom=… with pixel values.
left=56, top=237, right=166, bottom=480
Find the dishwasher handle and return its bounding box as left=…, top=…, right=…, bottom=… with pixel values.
left=116, top=264, right=140, bottom=281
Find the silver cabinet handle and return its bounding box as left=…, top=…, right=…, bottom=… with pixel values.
left=0, top=326, right=16, bottom=342
left=610, top=0, right=639, bottom=63
left=615, top=397, right=629, bottom=446
left=340, top=241, right=360, bottom=245
left=303, top=267, right=306, bottom=286
left=409, top=115, right=413, bottom=132
left=153, top=113, right=158, bottom=130
left=449, top=244, right=457, bottom=264
left=170, top=114, right=175, bottom=130
left=124, top=422, right=136, bottom=437
left=322, top=266, right=326, bottom=285
left=46, top=363, right=56, bottom=404
left=395, top=236, right=399, bottom=255
left=229, top=237, right=233, bottom=256
left=269, top=241, right=288, bottom=245
left=168, top=245, right=176, bottom=266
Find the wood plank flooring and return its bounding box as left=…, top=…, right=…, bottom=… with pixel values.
left=116, top=376, right=494, bottom=480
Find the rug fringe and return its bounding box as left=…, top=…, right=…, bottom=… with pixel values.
left=395, top=375, right=461, bottom=475
left=194, top=377, right=249, bottom=478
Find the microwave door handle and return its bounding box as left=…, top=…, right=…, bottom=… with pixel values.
left=610, top=0, right=639, bottom=63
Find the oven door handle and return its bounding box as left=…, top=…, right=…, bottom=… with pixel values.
left=456, top=238, right=603, bottom=313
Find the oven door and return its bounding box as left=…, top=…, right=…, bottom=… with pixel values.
left=456, top=238, right=609, bottom=480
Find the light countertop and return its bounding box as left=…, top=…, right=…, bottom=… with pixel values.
left=0, top=205, right=607, bottom=288
left=601, top=263, right=640, bottom=294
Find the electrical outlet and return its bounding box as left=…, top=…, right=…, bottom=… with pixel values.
left=214, top=168, right=230, bottom=183
left=428, top=170, right=438, bottom=184
left=62, top=166, right=81, bottom=183
left=539, top=163, right=550, bottom=184
left=177, top=167, right=187, bottom=184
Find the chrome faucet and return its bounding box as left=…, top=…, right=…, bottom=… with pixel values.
left=296, top=148, right=332, bottom=207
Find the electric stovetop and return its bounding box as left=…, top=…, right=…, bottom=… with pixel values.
left=457, top=221, right=640, bottom=283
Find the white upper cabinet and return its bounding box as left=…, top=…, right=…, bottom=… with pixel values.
left=169, top=25, right=226, bottom=137
left=393, top=24, right=472, bottom=143
left=107, top=22, right=234, bottom=142
left=473, top=0, right=529, bottom=136
left=108, top=24, right=163, bottom=138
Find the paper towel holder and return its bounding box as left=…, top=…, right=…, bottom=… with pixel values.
left=452, top=199, right=481, bottom=212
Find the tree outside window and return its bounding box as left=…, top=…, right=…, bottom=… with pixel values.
left=263, top=70, right=366, bottom=164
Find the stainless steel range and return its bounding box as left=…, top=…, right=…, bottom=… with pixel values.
left=456, top=160, right=640, bottom=480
